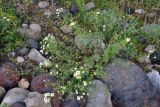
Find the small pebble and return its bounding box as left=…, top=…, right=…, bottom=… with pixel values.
left=18, top=78, right=30, bottom=89
left=16, top=56, right=25, bottom=63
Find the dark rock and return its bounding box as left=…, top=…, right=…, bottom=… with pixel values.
left=62, top=99, right=83, bottom=107
left=150, top=51, right=160, bottom=64
left=1, top=88, right=29, bottom=106
left=30, top=74, right=55, bottom=94
left=86, top=80, right=112, bottom=107
left=124, top=7, right=135, bottom=14
left=70, top=4, right=79, bottom=15
left=51, top=91, right=61, bottom=107
left=31, top=0, right=38, bottom=4
left=10, top=102, right=26, bottom=107
left=104, top=58, right=160, bottom=107
left=27, top=39, right=39, bottom=49
left=0, top=63, right=20, bottom=89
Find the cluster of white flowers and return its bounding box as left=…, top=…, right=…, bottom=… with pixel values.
left=44, top=92, right=54, bottom=103
left=74, top=70, right=81, bottom=79
left=56, top=8, right=64, bottom=17
left=2, top=16, right=10, bottom=22
left=126, top=38, right=131, bottom=42
left=39, top=60, right=51, bottom=67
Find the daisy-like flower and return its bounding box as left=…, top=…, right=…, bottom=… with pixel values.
left=126, top=38, right=131, bottom=42
left=83, top=81, right=87, bottom=86
left=77, top=96, right=81, bottom=100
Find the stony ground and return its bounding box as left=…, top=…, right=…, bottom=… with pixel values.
left=0, top=0, right=160, bottom=107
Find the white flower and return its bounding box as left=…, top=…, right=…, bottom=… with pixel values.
left=75, top=89, right=78, bottom=94
left=55, top=64, right=58, bottom=67
left=50, top=93, right=54, bottom=97
left=70, top=22, right=76, bottom=26
left=77, top=96, right=81, bottom=100
left=83, top=81, right=87, bottom=86
left=7, top=19, right=10, bottom=22
left=40, top=50, right=43, bottom=54
left=75, top=71, right=80, bottom=76
left=126, top=38, right=131, bottom=42
left=96, top=12, right=100, bottom=14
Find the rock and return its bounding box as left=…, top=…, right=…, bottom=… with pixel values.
left=38, top=1, right=50, bottom=9
left=104, top=58, right=160, bottom=107
left=144, top=45, right=155, bottom=53
left=70, top=4, right=79, bottom=15
left=85, top=2, right=95, bottom=11
left=24, top=92, right=52, bottom=107
left=16, top=56, right=25, bottom=63
left=62, top=98, right=85, bottom=107
left=28, top=49, right=47, bottom=63
left=150, top=51, right=160, bottom=65
left=121, top=21, right=129, bottom=30
left=146, top=12, right=157, bottom=18
left=31, top=0, right=38, bottom=4
left=51, top=91, right=61, bottom=107
left=44, top=10, right=52, bottom=18
left=137, top=56, right=150, bottom=64
left=141, top=24, right=160, bottom=37
left=0, top=63, right=20, bottom=89
left=27, top=39, right=39, bottom=49
left=10, top=102, right=26, bottom=107
left=22, top=23, right=29, bottom=29
left=16, top=4, right=24, bottom=16
left=135, top=9, right=145, bottom=14
left=30, top=74, right=55, bottom=94
left=60, top=25, right=72, bottom=34
left=1, top=88, right=29, bottom=106
left=18, top=78, right=30, bottom=89
left=124, top=6, right=135, bottom=14
left=0, top=86, right=6, bottom=101
left=147, top=69, right=160, bottom=90
left=29, top=24, right=41, bottom=40
left=16, top=48, right=29, bottom=55
left=86, top=80, right=112, bottom=107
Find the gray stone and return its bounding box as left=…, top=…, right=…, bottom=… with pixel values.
left=17, top=23, right=41, bottom=40
left=24, top=92, right=52, bottom=107
left=85, top=2, right=95, bottom=11
left=29, top=24, right=41, bottom=40
left=61, top=25, right=72, bottom=34
left=16, top=47, right=29, bottom=55
left=27, top=39, right=39, bottom=49
left=147, top=69, right=160, bottom=90
left=22, top=23, right=29, bottom=29
left=144, top=45, right=155, bottom=53
left=28, top=49, right=47, bottom=63
left=38, top=1, right=49, bottom=9
left=1, top=88, right=29, bottom=106
left=137, top=56, right=150, bottom=64
left=0, top=86, right=6, bottom=101
left=86, top=80, right=112, bottom=107
left=104, top=58, right=160, bottom=107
